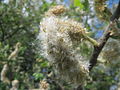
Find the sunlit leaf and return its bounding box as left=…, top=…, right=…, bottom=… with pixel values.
left=74, top=0, right=84, bottom=9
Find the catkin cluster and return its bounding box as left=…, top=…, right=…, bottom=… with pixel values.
left=38, top=5, right=91, bottom=85
left=94, top=0, right=112, bottom=21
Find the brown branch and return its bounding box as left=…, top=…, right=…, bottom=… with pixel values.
left=89, top=25, right=111, bottom=71
left=89, top=0, right=120, bottom=71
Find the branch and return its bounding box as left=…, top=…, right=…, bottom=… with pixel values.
left=89, top=25, right=111, bottom=70
left=110, top=0, right=120, bottom=21
left=89, top=0, right=120, bottom=71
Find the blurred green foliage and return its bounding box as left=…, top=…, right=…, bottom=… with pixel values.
left=74, top=0, right=84, bottom=9
left=0, top=0, right=120, bottom=90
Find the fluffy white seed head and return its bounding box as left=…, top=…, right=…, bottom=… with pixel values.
left=37, top=5, right=91, bottom=86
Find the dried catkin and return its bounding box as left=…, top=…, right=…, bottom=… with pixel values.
left=94, top=0, right=112, bottom=21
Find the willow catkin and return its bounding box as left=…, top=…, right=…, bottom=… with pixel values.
left=10, top=80, right=19, bottom=90
left=39, top=80, right=50, bottom=90
left=94, top=0, right=112, bottom=21
left=8, top=42, right=21, bottom=60
left=45, top=5, right=66, bottom=16
left=37, top=5, right=92, bottom=86
left=1, top=64, right=10, bottom=84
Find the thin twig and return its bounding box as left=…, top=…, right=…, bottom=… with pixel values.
left=89, top=0, right=120, bottom=71
left=77, top=1, right=120, bottom=89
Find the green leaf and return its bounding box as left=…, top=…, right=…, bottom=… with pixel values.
left=0, top=42, right=2, bottom=48
left=33, top=73, right=44, bottom=80
left=82, top=0, right=89, bottom=11
left=40, top=61, right=49, bottom=68
left=74, top=0, right=84, bottom=9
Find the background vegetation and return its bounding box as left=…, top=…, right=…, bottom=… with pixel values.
left=0, top=0, right=120, bottom=90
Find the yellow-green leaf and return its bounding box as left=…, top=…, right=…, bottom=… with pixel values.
left=74, top=0, right=84, bottom=9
